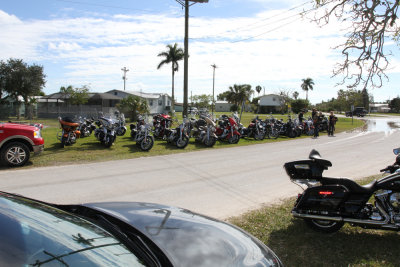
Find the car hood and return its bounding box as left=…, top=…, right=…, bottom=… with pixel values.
left=1, top=122, right=38, bottom=131
left=83, top=202, right=282, bottom=267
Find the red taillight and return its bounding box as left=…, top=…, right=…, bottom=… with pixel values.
left=319, top=191, right=334, bottom=195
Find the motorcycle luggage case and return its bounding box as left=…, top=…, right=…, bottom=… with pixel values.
left=296, top=185, right=348, bottom=212
left=284, top=160, right=325, bottom=181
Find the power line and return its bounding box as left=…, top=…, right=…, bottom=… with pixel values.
left=230, top=6, right=319, bottom=43
left=230, top=17, right=302, bottom=43
left=53, top=0, right=158, bottom=14
left=232, top=0, right=313, bottom=32
left=189, top=1, right=316, bottom=42
left=191, top=3, right=319, bottom=43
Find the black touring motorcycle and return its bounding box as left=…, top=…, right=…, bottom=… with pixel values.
left=284, top=148, right=400, bottom=233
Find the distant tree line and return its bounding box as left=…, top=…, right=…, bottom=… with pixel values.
left=0, top=58, right=46, bottom=119
left=315, top=88, right=372, bottom=112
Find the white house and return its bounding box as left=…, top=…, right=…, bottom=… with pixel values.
left=258, top=94, right=284, bottom=113
left=215, top=101, right=233, bottom=112
left=107, top=90, right=172, bottom=114
left=370, top=103, right=390, bottom=113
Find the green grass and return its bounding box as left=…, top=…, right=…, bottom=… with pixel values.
left=0, top=113, right=364, bottom=169
left=229, top=175, right=399, bottom=267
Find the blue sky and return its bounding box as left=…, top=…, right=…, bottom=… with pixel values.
left=1, top=0, right=399, bottom=104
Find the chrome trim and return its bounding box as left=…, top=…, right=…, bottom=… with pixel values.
left=292, top=202, right=391, bottom=227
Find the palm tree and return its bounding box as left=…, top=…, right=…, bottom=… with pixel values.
left=293, top=91, right=299, bottom=100
left=255, top=85, right=262, bottom=96
left=226, top=84, right=254, bottom=110
left=301, top=78, right=314, bottom=101
left=157, top=43, right=184, bottom=113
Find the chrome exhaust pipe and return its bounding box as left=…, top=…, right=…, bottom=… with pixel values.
left=292, top=202, right=392, bottom=227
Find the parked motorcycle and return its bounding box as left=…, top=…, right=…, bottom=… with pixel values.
left=94, top=116, right=117, bottom=148
left=78, top=117, right=96, bottom=138
left=302, top=117, right=315, bottom=136
left=130, top=116, right=154, bottom=151
left=57, top=117, right=80, bottom=148
left=153, top=114, right=172, bottom=139
left=264, top=116, right=279, bottom=139
left=191, top=115, right=217, bottom=147
left=284, top=148, right=400, bottom=233
left=114, top=112, right=127, bottom=136
left=284, top=115, right=298, bottom=138
left=163, top=118, right=190, bottom=149
left=240, top=116, right=266, bottom=140
left=215, top=114, right=241, bottom=144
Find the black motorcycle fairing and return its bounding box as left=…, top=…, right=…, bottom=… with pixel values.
left=376, top=172, right=400, bottom=191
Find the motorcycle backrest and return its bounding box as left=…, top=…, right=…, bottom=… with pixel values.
left=284, top=160, right=325, bottom=181
left=308, top=149, right=332, bottom=169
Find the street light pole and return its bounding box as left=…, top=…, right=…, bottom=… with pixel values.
left=211, top=64, right=217, bottom=117
left=121, top=67, right=129, bottom=91
left=183, top=0, right=189, bottom=117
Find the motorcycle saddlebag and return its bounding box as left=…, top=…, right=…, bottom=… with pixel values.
left=284, top=160, right=325, bottom=181
left=296, top=185, right=349, bottom=212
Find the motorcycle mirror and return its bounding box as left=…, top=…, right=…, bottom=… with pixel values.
left=394, top=148, right=400, bottom=155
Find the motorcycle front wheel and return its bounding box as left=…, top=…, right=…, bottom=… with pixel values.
left=176, top=136, right=189, bottom=149
left=104, top=135, right=115, bottom=148
left=204, top=136, right=216, bottom=147
left=268, top=128, right=279, bottom=139
left=304, top=219, right=344, bottom=233
left=140, top=136, right=154, bottom=151
left=254, top=131, right=265, bottom=140
left=117, top=127, right=126, bottom=136
left=228, top=134, right=240, bottom=144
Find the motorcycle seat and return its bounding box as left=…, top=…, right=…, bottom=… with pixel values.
left=321, top=177, right=377, bottom=194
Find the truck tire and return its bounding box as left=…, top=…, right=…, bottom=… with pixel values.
left=1, top=142, right=30, bottom=167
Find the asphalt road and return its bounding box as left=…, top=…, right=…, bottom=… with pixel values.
left=1, top=116, right=400, bottom=220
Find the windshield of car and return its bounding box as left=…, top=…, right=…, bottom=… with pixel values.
left=0, top=193, right=146, bottom=266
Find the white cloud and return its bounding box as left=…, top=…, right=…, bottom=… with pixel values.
left=0, top=6, right=398, bottom=104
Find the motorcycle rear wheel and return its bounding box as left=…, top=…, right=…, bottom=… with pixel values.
left=304, top=219, right=344, bottom=233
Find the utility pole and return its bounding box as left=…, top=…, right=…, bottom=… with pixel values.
left=211, top=64, right=217, bottom=117
left=175, top=0, right=208, bottom=117
left=121, top=67, right=129, bottom=91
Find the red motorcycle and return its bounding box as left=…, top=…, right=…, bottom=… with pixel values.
left=153, top=114, right=172, bottom=139
left=215, top=114, right=241, bottom=144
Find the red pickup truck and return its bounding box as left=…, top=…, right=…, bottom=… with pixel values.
left=0, top=122, right=44, bottom=167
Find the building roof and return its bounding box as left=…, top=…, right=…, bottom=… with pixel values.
left=259, top=94, right=283, bottom=98
left=107, top=89, right=170, bottom=100
left=89, top=93, right=122, bottom=100
left=43, top=92, right=122, bottom=100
